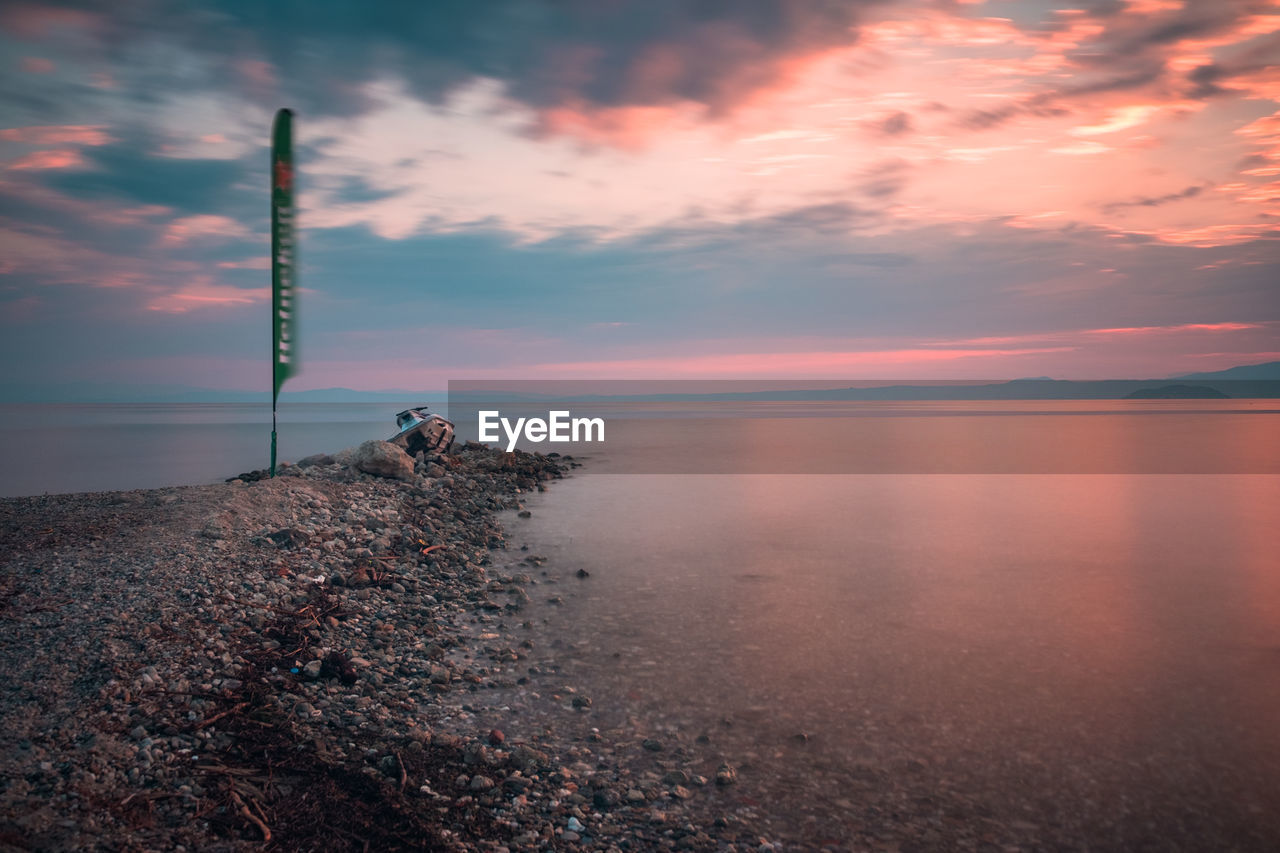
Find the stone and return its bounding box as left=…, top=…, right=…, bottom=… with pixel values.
left=268, top=528, right=309, bottom=548
left=642, top=739, right=663, bottom=752
left=714, top=763, right=737, bottom=786
left=296, top=453, right=334, bottom=468
left=302, top=660, right=323, bottom=680
left=352, top=440, right=414, bottom=481
left=469, top=774, right=494, bottom=792
left=593, top=788, right=621, bottom=808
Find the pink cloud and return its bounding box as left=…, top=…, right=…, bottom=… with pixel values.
left=936, top=322, right=1268, bottom=348
left=5, top=148, right=84, bottom=170
left=0, top=178, right=169, bottom=228
left=20, top=56, right=54, bottom=73
left=0, top=124, right=113, bottom=145
left=145, top=278, right=270, bottom=313
left=526, top=347, right=1077, bottom=379
left=216, top=257, right=272, bottom=270
left=0, top=5, right=99, bottom=38
left=1089, top=322, right=1264, bottom=336
left=160, top=215, right=250, bottom=246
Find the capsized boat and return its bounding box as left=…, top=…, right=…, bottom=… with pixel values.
left=388, top=406, right=455, bottom=456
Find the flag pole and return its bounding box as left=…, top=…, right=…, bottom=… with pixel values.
left=270, top=108, right=296, bottom=476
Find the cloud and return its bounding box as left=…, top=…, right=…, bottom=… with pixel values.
left=160, top=214, right=250, bottom=246
left=1101, top=184, right=1205, bottom=212
left=4, top=0, right=884, bottom=138
left=5, top=148, right=84, bottom=169
left=145, top=277, right=269, bottom=313
left=216, top=256, right=271, bottom=270
left=525, top=347, right=1078, bottom=379
left=43, top=135, right=254, bottom=214
left=20, top=56, right=55, bottom=73
left=875, top=110, right=913, bottom=136
left=0, top=124, right=113, bottom=145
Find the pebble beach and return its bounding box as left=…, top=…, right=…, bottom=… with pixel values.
left=0, top=441, right=748, bottom=852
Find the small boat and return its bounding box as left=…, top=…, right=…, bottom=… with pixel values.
left=388, top=406, right=455, bottom=456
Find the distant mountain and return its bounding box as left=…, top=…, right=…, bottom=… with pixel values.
left=1125, top=384, right=1230, bottom=399
left=1174, top=360, right=1280, bottom=381
left=4, top=370, right=1279, bottom=404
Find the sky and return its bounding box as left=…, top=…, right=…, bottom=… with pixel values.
left=1, top=0, right=1278, bottom=391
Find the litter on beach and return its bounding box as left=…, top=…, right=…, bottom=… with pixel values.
left=387, top=407, right=455, bottom=457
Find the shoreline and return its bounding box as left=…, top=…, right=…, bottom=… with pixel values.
left=0, top=442, right=736, bottom=852
left=6, top=445, right=1279, bottom=851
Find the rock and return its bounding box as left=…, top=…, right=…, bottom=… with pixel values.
left=503, top=775, right=531, bottom=792
left=517, top=510, right=532, bottom=518
left=576, top=568, right=590, bottom=578
left=296, top=453, right=334, bottom=468
left=567, top=817, right=584, bottom=832
left=352, top=440, right=414, bottom=481
left=562, top=831, right=580, bottom=842
left=469, top=774, right=494, bottom=792
left=642, top=738, right=663, bottom=751
left=715, top=763, right=737, bottom=786
left=593, top=788, right=621, bottom=808
left=268, top=528, right=309, bottom=548
left=302, top=660, right=323, bottom=680
left=572, top=695, right=592, bottom=709
left=662, top=770, right=690, bottom=786
left=626, top=789, right=646, bottom=804
left=488, top=729, right=505, bottom=746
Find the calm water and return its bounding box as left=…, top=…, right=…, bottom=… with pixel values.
left=2, top=399, right=1277, bottom=495
left=500, top=472, right=1280, bottom=846
left=3, top=401, right=1279, bottom=844
left=0, top=402, right=430, bottom=497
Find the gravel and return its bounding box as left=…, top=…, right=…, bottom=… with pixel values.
left=0, top=442, right=747, bottom=851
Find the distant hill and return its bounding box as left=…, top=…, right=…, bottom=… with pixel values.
left=1125, top=384, right=1230, bottom=399
left=1174, top=360, right=1280, bottom=381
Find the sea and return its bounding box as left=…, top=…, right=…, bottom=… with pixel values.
left=3, top=399, right=1279, bottom=845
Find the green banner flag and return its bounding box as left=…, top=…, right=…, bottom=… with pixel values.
left=270, top=108, right=296, bottom=475
left=271, top=108, right=297, bottom=404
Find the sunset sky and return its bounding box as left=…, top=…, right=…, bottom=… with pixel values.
left=1, top=0, right=1278, bottom=391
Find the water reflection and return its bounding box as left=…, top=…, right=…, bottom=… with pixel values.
left=506, top=473, right=1280, bottom=846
